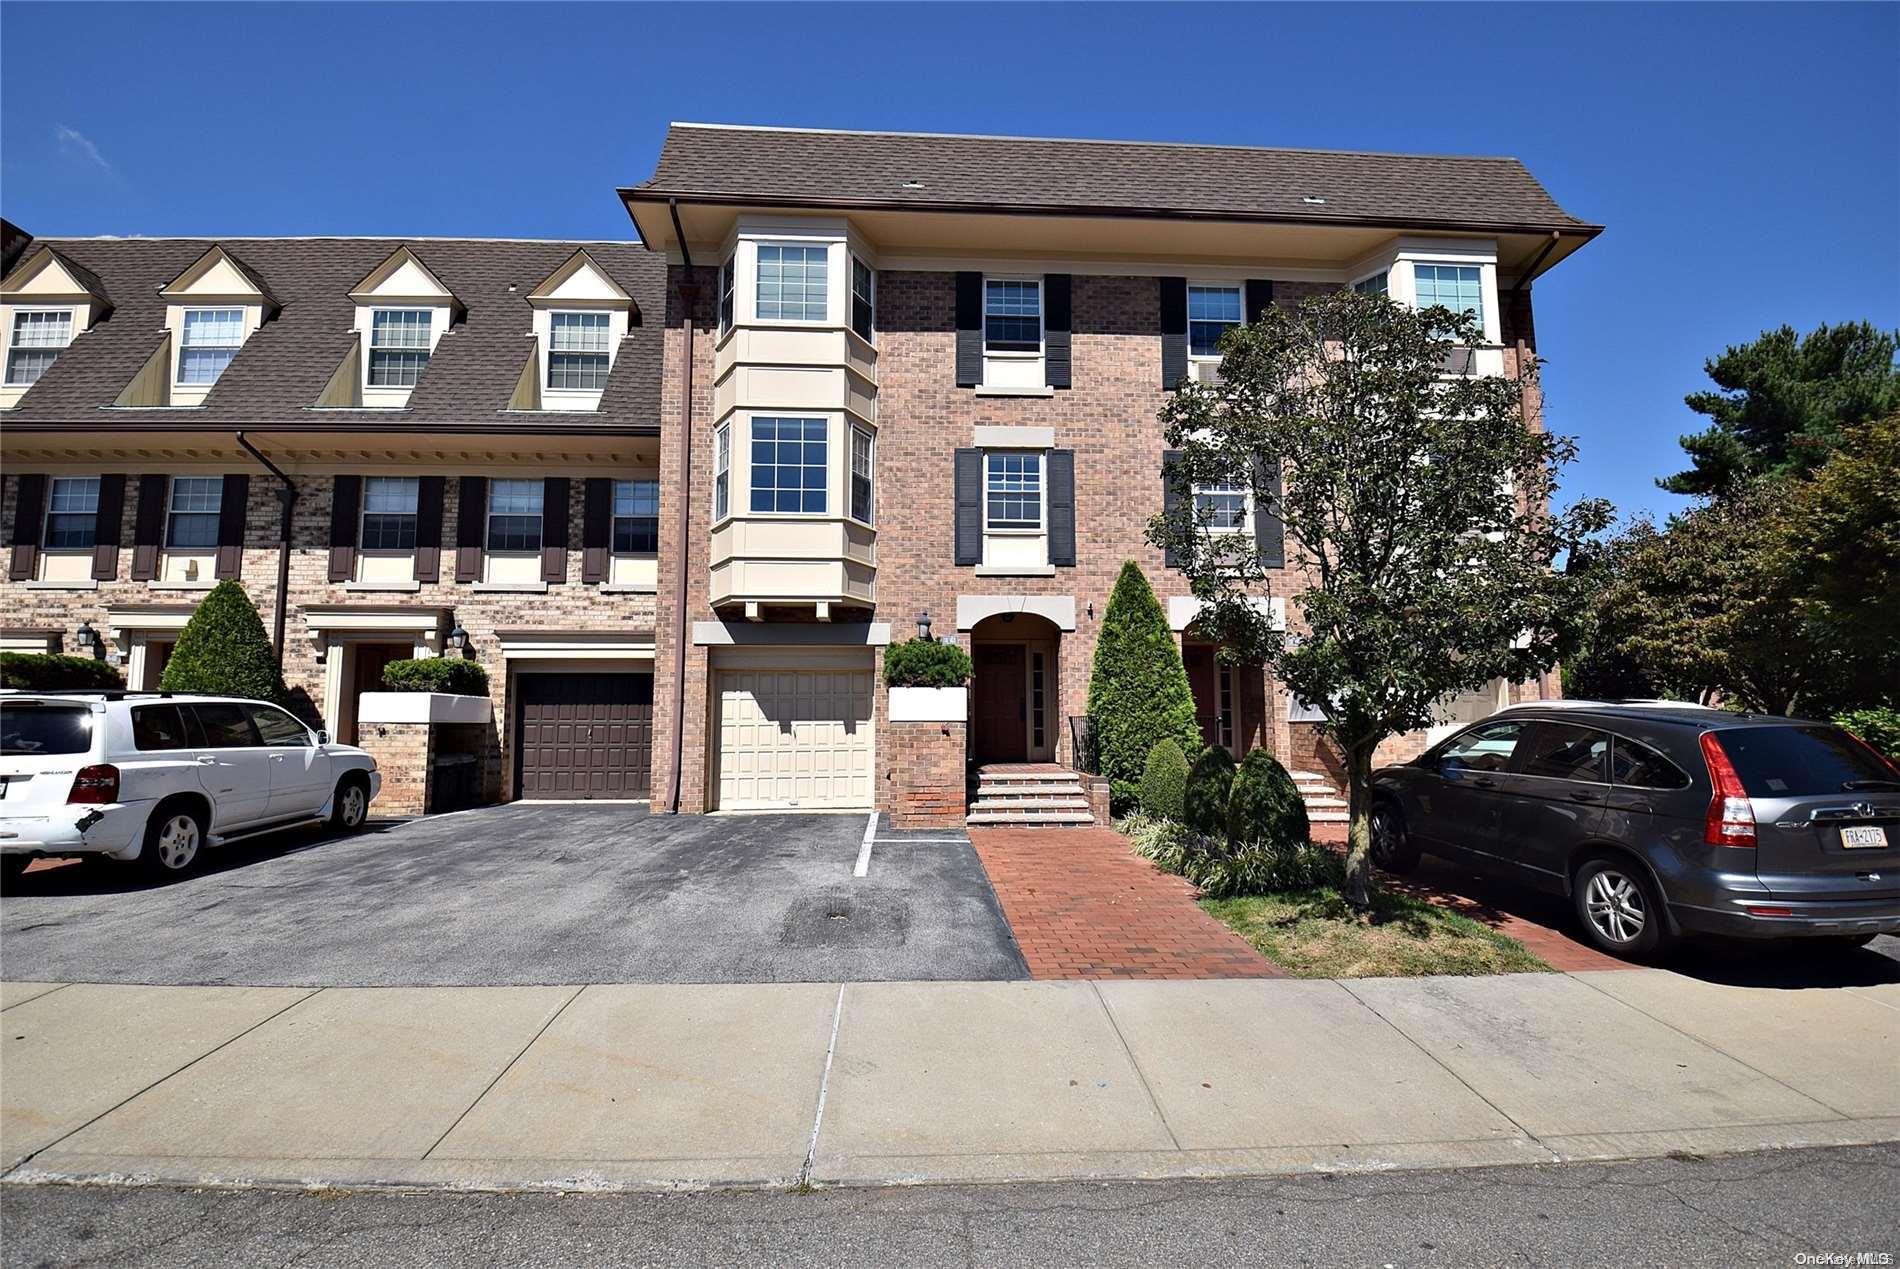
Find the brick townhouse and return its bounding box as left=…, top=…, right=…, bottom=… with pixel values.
left=2, top=123, right=1600, bottom=823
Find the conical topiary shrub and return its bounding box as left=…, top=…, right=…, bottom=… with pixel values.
left=1138, top=738, right=1190, bottom=822
left=1183, top=744, right=1236, bottom=837
left=160, top=579, right=290, bottom=704
left=1227, top=747, right=1311, bottom=852
left=1086, top=561, right=1200, bottom=810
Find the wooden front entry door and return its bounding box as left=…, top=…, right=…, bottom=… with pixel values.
left=348, top=642, right=409, bottom=744
left=972, top=644, right=1028, bottom=763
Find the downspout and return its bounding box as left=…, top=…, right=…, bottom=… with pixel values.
left=235, top=430, right=296, bottom=664
left=664, top=198, right=698, bottom=814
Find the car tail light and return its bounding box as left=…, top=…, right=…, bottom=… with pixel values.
left=66, top=764, right=120, bottom=805
left=1699, top=732, right=1755, bottom=848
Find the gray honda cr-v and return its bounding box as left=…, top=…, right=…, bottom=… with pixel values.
left=1368, top=701, right=1900, bottom=959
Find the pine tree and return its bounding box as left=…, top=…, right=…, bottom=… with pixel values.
left=160, top=579, right=290, bottom=704
left=1086, top=561, right=1200, bottom=809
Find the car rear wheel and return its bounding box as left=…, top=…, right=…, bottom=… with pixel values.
left=139, top=805, right=205, bottom=880
left=1370, top=803, right=1421, bottom=874
left=1574, top=856, right=1670, bottom=959
left=330, top=776, right=369, bottom=831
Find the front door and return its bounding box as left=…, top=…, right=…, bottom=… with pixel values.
left=347, top=642, right=409, bottom=744
left=972, top=644, right=1027, bottom=764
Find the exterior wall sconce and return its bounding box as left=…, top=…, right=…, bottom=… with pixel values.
left=916, top=610, right=931, bottom=641
left=446, top=623, right=469, bottom=657
left=74, top=619, right=103, bottom=660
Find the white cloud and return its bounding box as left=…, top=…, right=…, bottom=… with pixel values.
left=54, top=125, right=113, bottom=174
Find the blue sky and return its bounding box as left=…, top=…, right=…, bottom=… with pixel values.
left=3, top=2, right=1894, bottom=523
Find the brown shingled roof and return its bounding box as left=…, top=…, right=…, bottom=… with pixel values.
left=7, top=237, right=665, bottom=431
left=628, top=123, right=1598, bottom=235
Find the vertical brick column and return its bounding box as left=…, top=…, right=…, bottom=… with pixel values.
left=356, top=721, right=437, bottom=818
left=887, top=720, right=968, bottom=829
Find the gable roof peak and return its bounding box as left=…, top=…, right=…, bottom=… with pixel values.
left=1, top=244, right=114, bottom=311
left=159, top=243, right=282, bottom=313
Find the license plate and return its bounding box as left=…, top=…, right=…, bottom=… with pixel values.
left=1841, top=825, right=1890, bottom=849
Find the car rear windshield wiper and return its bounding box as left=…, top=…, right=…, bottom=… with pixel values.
left=1842, top=779, right=1900, bottom=790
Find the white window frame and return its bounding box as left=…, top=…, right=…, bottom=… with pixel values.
left=1191, top=476, right=1254, bottom=536
left=718, top=255, right=736, bottom=334
left=1351, top=268, right=1389, bottom=298
left=358, top=475, right=420, bottom=553
left=747, top=415, right=830, bottom=517
left=545, top=310, right=613, bottom=392
left=753, top=242, right=831, bottom=325
left=164, top=476, right=223, bottom=550
left=5, top=307, right=75, bottom=387
left=42, top=476, right=100, bottom=552
left=983, top=450, right=1045, bottom=533
left=1411, top=262, right=1485, bottom=329
left=484, top=478, right=544, bottom=554
left=175, top=307, right=246, bottom=387
left=982, top=276, right=1043, bottom=359
left=1186, top=282, right=1244, bottom=361
left=713, top=423, right=731, bottom=524
left=849, top=424, right=875, bottom=526
left=366, top=307, right=434, bottom=388
left=612, top=477, right=660, bottom=556
left=850, top=255, right=875, bottom=344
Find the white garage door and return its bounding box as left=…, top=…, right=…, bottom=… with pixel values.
left=714, top=668, right=875, bottom=810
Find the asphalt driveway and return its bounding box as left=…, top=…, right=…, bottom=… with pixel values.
left=0, top=806, right=1027, bottom=987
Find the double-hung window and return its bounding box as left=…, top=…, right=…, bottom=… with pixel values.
left=1353, top=270, right=1389, bottom=297
left=713, top=424, right=731, bottom=522
left=750, top=417, right=828, bottom=514
left=612, top=478, right=659, bottom=553
left=359, top=476, right=419, bottom=551
left=548, top=311, right=612, bottom=390
left=755, top=244, right=828, bottom=322
left=1413, top=264, right=1483, bottom=325
left=983, top=279, right=1041, bottom=353
left=850, top=257, right=875, bottom=342
left=985, top=452, right=1043, bottom=530
left=43, top=476, right=99, bottom=550
left=367, top=309, right=432, bottom=387
left=5, top=310, right=73, bottom=386
left=177, top=308, right=245, bottom=385
left=165, top=476, right=223, bottom=549
left=849, top=426, right=874, bottom=524
left=718, top=256, right=736, bottom=332
left=1187, top=285, right=1243, bottom=358
left=1192, top=477, right=1251, bottom=533
left=486, top=479, right=543, bottom=552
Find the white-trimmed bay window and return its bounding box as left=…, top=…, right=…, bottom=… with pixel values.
left=749, top=417, right=828, bottom=514
left=165, top=476, right=222, bottom=549
left=486, top=479, right=543, bottom=553
left=755, top=244, right=828, bottom=322
left=849, top=425, right=874, bottom=524
left=713, top=424, right=731, bottom=522
left=1413, top=263, right=1483, bottom=325
left=360, top=476, right=419, bottom=551
left=5, top=309, right=73, bottom=386
left=1192, top=477, right=1252, bottom=534
left=718, top=255, right=736, bottom=333
left=43, top=476, right=99, bottom=550
left=850, top=256, right=875, bottom=342
left=613, top=478, right=659, bottom=554
left=1187, top=284, right=1243, bottom=358
left=547, top=311, right=611, bottom=390
left=1352, top=270, right=1389, bottom=297
left=367, top=309, right=433, bottom=387
left=177, top=308, right=245, bottom=385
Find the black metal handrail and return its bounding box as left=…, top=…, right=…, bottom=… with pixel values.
left=1067, top=715, right=1099, bottom=775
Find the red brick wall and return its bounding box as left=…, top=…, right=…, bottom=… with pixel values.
left=356, top=721, right=433, bottom=818
left=886, top=720, right=967, bottom=828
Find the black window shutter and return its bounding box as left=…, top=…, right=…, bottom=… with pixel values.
left=955, top=272, right=982, bottom=387
left=1245, top=279, right=1273, bottom=324
left=455, top=475, right=486, bottom=582
left=328, top=475, right=361, bottom=583
left=214, top=473, right=249, bottom=578
left=131, top=474, right=166, bottom=581
left=8, top=473, right=45, bottom=582
left=1253, top=453, right=1285, bottom=568
left=953, top=448, right=982, bottom=566
left=1047, top=448, right=1076, bottom=566
left=1159, top=277, right=1188, bottom=389
left=90, top=474, right=125, bottom=581
left=581, top=477, right=611, bottom=584
left=1161, top=450, right=1183, bottom=568
left=413, top=475, right=444, bottom=582
left=541, top=476, right=570, bottom=584
left=1044, top=274, right=1072, bottom=389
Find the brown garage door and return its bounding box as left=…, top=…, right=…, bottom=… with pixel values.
left=514, top=672, right=653, bottom=800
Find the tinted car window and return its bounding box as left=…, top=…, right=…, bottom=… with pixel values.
left=132, top=704, right=198, bottom=751
left=248, top=705, right=310, bottom=746
left=1438, top=721, right=1525, bottom=774
left=1516, top=723, right=1609, bottom=782
left=1716, top=725, right=1898, bottom=798
left=0, top=705, right=93, bottom=756
left=1611, top=738, right=1689, bottom=789
left=192, top=703, right=259, bottom=748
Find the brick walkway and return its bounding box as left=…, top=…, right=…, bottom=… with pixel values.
left=967, top=827, right=1283, bottom=980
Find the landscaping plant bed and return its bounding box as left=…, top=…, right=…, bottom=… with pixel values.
left=1201, top=888, right=1552, bottom=979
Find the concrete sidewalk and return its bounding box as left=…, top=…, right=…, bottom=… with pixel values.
left=3, top=972, right=1896, bottom=1193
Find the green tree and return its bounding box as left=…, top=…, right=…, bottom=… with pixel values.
left=1085, top=561, right=1200, bottom=808
left=1183, top=745, right=1236, bottom=838
left=1660, top=322, right=1900, bottom=498
left=1151, top=288, right=1610, bottom=910
left=1226, top=747, right=1310, bottom=852
left=1781, top=411, right=1900, bottom=670
left=160, top=580, right=290, bottom=705
left=1137, top=738, right=1190, bottom=821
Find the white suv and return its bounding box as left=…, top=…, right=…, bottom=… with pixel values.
left=0, top=692, right=380, bottom=882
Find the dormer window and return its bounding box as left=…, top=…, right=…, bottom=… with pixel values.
left=177, top=308, right=245, bottom=385
left=548, top=312, right=611, bottom=389
left=4, top=309, right=71, bottom=386
left=367, top=309, right=432, bottom=387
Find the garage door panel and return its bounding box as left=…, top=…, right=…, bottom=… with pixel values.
left=516, top=671, right=653, bottom=801
left=714, top=667, right=874, bottom=810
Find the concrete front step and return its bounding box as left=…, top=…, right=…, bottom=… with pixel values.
left=968, top=798, right=1093, bottom=814
left=972, top=783, right=1087, bottom=797
left=977, top=773, right=1085, bottom=787
left=966, top=809, right=1095, bottom=826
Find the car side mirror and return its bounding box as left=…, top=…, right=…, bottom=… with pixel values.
left=315, top=730, right=330, bottom=746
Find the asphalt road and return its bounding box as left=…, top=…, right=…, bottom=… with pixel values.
left=3, top=1144, right=1895, bottom=1267
left=0, top=805, right=1026, bottom=986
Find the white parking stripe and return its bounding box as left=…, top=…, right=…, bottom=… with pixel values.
left=872, top=838, right=968, bottom=844
left=853, top=812, right=878, bottom=877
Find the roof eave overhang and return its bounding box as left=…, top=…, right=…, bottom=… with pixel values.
left=0, top=419, right=662, bottom=438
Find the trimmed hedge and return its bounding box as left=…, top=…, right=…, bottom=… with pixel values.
left=1183, top=744, right=1236, bottom=837
left=1836, top=707, right=1900, bottom=762
left=1086, top=561, right=1200, bottom=809
left=883, top=637, right=973, bottom=688
left=0, top=652, right=124, bottom=692
left=382, top=657, right=491, bottom=696
left=1138, top=738, right=1190, bottom=822
left=159, top=580, right=290, bottom=704
left=1227, top=747, right=1310, bottom=853
left=1124, top=810, right=1341, bottom=899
